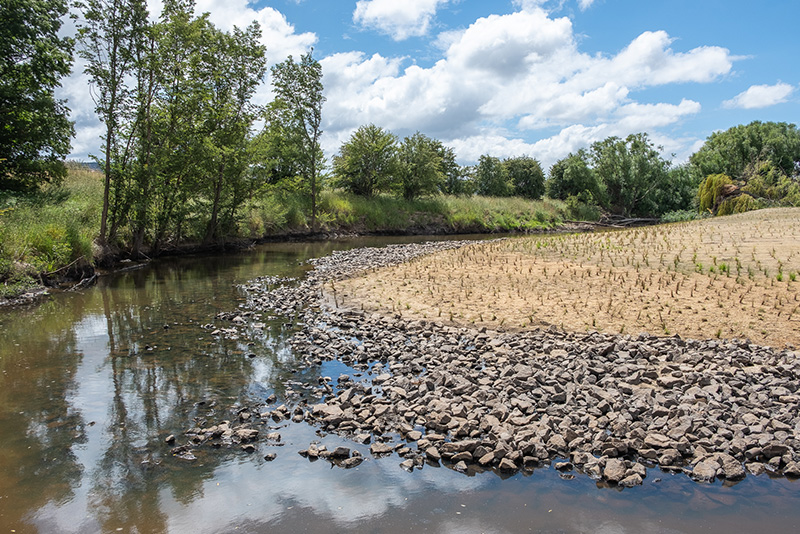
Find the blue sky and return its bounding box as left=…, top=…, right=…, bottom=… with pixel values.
left=63, top=0, right=799, bottom=169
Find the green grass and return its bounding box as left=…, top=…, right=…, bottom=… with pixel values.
left=1, top=163, right=100, bottom=289
left=243, top=190, right=565, bottom=235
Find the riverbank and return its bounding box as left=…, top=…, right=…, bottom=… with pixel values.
left=1, top=164, right=570, bottom=304
left=178, top=239, right=800, bottom=488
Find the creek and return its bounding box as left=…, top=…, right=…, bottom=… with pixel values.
left=0, top=236, right=798, bottom=533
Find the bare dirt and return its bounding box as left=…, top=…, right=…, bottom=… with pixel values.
left=335, top=208, right=800, bottom=347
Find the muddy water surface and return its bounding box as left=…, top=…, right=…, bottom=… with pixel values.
left=1, top=236, right=798, bottom=533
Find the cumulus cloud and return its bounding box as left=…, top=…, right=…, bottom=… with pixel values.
left=323, top=6, right=733, bottom=165
left=722, top=82, right=795, bottom=109
left=353, top=0, right=449, bottom=41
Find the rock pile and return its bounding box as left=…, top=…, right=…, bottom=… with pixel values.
left=233, top=240, right=800, bottom=486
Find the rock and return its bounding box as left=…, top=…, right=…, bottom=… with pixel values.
left=354, top=433, right=372, bottom=444
left=370, top=442, right=395, bottom=455
left=783, top=461, right=800, bottom=477
left=399, top=459, right=415, bottom=472
left=762, top=442, right=790, bottom=458
left=604, top=459, right=627, bottom=483
left=330, top=446, right=351, bottom=459
left=498, top=458, right=518, bottom=471
left=340, top=456, right=364, bottom=468
left=644, top=433, right=672, bottom=449
left=165, top=434, right=175, bottom=444
left=406, top=430, right=423, bottom=441
left=241, top=444, right=256, bottom=453
left=691, top=460, right=718, bottom=483
left=451, top=451, right=473, bottom=463
left=454, top=460, right=468, bottom=472
left=264, top=453, right=277, bottom=461
left=555, top=462, right=573, bottom=471
left=719, top=456, right=746, bottom=480
left=619, top=474, right=643, bottom=487
left=425, top=446, right=441, bottom=462
left=236, top=429, right=259, bottom=442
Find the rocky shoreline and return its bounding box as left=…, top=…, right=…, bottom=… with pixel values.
left=186, top=240, right=800, bottom=487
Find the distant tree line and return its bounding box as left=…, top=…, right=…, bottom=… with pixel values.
left=2, top=0, right=800, bottom=252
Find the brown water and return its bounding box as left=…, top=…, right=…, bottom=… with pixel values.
left=1, top=236, right=799, bottom=534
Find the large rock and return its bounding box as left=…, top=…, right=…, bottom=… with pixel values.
left=604, top=459, right=627, bottom=483
left=691, top=460, right=718, bottom=483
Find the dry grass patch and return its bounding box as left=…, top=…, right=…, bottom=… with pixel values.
left=335, top=208, right=800, bottom=347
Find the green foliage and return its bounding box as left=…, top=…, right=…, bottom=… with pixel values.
left=546, top=150, right=603, bottom=202
left=660, top=209, right=703, bottom=223
left=332, top=124, right=397, bottom=196
left=741, top=161, right=800, bottom=206
left=270, top=52, right=325, bottom=229
left=474, top=155, right=511, bottom=197
left=717, top=195, right=760, bottom=216
left=504, top=156, right=545, bottom=199
left=590, top=133, right=670, bottom=217
left=690, top=121, right=800, bottom=182
left=0, top=0, right=74, bottom=191
left=565, top=191, right=601, bottom=221
left=394, top=132, right=444, bottom=200
left=437, top=144, right=466, bottom=196
left=697, top=173, right=733, bottom=213
left=76, top=0, right=268, bottom=250
left=0, top=165, right=100, bottom=280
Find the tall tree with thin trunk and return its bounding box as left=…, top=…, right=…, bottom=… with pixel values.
left=76, top=0, right=147, bottom=246
left=270, top=52, right=325, bottom=230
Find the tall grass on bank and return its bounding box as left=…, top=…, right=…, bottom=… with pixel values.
left=0, top=163, right=100, bottom=293
left=243, top=190, right=566, bottom=235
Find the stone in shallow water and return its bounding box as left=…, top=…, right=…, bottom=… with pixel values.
left=603, top=459, right=627, bottom=483
left=691, top=460, right=719, bottom=483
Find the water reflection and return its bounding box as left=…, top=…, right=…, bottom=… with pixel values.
left=1, top=236, right=800, bottom=533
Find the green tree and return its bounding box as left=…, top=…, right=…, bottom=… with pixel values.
left=332, top=124, right=397, bottom=197
left=0, top=0, right=74, bottom=191
left=394, top=132, right=443, bottom=200
left=195, top=22, right=267, bottom=242
left=690, top=121, right=800, bottom=182
left=504, top=155, right=545, bottom=199
left=76, top=0, right=148, bottom=244
left=270, top=52, right=325, bottom=230
left=546, top=150, right=602, bottom=201
left=436, top=143, right=466, bottom=195
left=474, top=155, right=510, bottom=197
left=590, top=132, right=670, bottom=217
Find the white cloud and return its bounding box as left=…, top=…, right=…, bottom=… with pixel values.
left=353, top=0, right=448, bottom=41
left=322, top=6, right=733, bottom=166
left=722, top=82, right=795, bottom=109
left=578, top=0, right=596, bottom=10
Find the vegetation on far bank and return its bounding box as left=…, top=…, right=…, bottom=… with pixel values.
left=0, top=163, right=566, bottom=295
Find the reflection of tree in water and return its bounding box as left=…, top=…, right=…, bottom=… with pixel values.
left=0, top=239, right=375, bottom=531
left=0, top=298, right=85, bottom=530
left=87, top=263, right=300, bottom=531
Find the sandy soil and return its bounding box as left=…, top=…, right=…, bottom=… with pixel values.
left=334, top=208, right=800, bottom=347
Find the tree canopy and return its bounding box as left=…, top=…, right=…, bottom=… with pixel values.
left=332, top=124, right=397, bottom=197
left=0, top=0, right=74, bottom=191
left=690, top=121, right=800, bottom=182
left=270, top=52, right=325, bottom=229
